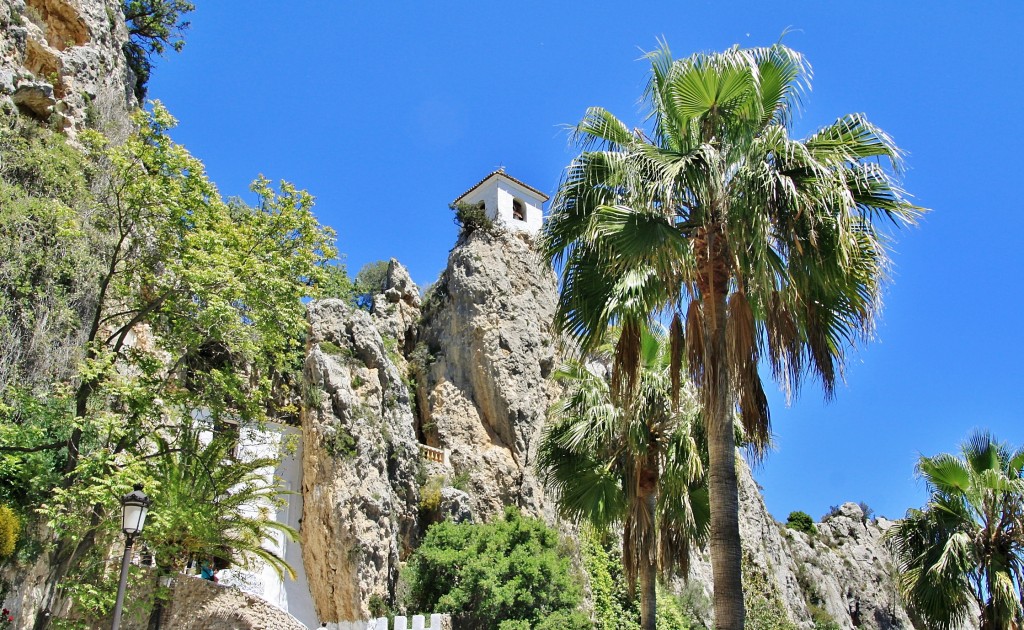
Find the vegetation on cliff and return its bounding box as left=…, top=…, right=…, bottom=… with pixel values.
left=0, top=104, right=339, bottom=626
left=539, top=325, right=709, bottom=630
left=401, top=508, right=588, bottom=629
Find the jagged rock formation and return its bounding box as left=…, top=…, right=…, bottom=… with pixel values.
left=301, top=298, right=421, bottom=623
left=782, top=504, right=914, bottom=630
left=415, top=228, right=559, bottom=519
left=683, top=461, right=915, bottom=630
left=0, top=0, right=135, bottom=133
left=299, top=227, right=922, bottom=629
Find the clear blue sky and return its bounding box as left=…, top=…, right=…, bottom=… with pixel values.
left=149, top=1, right=1024, bottom=523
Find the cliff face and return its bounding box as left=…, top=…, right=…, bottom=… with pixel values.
left=415, top=228, right=559, bottom=519
left=300, top=226, right=920, bottom=628
left=301, top=297, right=421, bottom=622
left=0, top=0, right=135, bottom=134
left=682, top=460, right=915, bottom=630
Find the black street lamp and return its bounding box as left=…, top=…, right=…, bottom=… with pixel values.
left=111, top=484, right=150, bottom=630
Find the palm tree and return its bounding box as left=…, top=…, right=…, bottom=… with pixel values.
left=144, top=424, right=297, bottom=579
left=541, top=41, right=921, bottom=629
left=538, top=326, right=710, bottom=630
left=885, top=432, right=1024, bottom=630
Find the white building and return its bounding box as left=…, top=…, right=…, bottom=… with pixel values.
left=453, top=168, right=548, bottom=235
left=193, top=415, right=319, bottom=628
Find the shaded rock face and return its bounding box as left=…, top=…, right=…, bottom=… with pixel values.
left=302, top=299, right=421, bottom=623
left=0, top=0, right=135, bottom=133
left=416, top=228, right=559, bottom=519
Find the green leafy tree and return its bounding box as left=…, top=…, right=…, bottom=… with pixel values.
left=122, top=0, right=195, bottom=99
left=542, top=41, right=921, bottom=629
left=403, top=507, right=585, bottom=629
left=0, top=104, right=336, bottom=627
left=885, top=431, right=1024, bottom=630
left=538, top=325, right=709, bottom=630
left=353, top=259, right=391, bottom=310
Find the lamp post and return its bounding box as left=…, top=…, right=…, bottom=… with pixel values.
left=111, top=484, right=150, bottom=630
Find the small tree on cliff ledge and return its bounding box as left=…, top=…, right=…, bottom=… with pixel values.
left=122, top=0, right=195, bottom=99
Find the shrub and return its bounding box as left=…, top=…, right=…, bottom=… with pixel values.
left=419, top=476, right=444, bottom=513
left=809, top=603, right=840, bottom=630
left=857, top=501, right=874, bottom=523
left=0, top=506, right=19, bottom=558
left=451, top=202, right=495, bottom=236
left=786, top=510, right=817, bottom=535
left=402, top=507, right=583, bottom=629
left=743, top=553, right=797, bottom=630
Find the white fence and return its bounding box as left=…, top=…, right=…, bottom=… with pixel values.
left=329, top=614, right=449, bottom=630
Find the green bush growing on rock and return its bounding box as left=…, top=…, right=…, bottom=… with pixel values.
left=785, top=511, right=817, bottom=535
left=743, top=553, right=797, bottom=630
left=402, top=507, right=583, bottom=629
left=451, top=202, right=495, bottom=236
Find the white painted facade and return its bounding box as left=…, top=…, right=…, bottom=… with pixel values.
left=454, top=170, right=547, bottom=235
left=192, top=415, right=320, bottom=628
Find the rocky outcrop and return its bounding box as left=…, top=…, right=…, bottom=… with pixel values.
left=297, top=227, right=918, bottom=628
left=415, top=228, right=559, bottom=519
left=301, top=298, right=421, bottom=623
left=682, top=460, right=914, bottom=630
left=782, top=503, right=914, bottom=630
left=0, top=0, right=135, bottom=134
left=161, top=576, right=307, bottom=630
left=370, top=259, right=422, bottom=355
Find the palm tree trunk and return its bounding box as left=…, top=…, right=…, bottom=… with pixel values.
left=640, top=490, right=658, bottom=630
left=706, top=291, right=745, bottom=630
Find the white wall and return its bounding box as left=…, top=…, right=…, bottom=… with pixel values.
left=495, top=180, right=544, bottom=235
left=458, top=175, right=545, bottom=235
left=217, top=424, right=320, bottom=629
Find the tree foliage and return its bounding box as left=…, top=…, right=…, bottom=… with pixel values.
left=402, top=507, right=585, bottom=629
left=541, top=40, right=922, bottom=630
left=353, top=259, right=390, bottom=310
left=0, top=505, right=18, bottom=558
left=143, top=424, right=297, bottom=578
left=784, top=511, right=816, bottom=535
left=121, top=0, right=195, bottom=99
left=0, top=105, right=337, bottom=626
left=885, top=431, right=1024, bottom=630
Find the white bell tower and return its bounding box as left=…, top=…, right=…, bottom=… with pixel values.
left=453, top=168, right=548, bottom=236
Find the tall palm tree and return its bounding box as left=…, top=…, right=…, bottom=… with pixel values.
left=538, top=326, right=710, bottom=630
left=541, top=41, right=921, bottom=629
left=885, top=432, right=1024, bottom=630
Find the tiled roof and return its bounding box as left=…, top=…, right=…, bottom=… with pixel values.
left=452, top=168, right=550, bottom=204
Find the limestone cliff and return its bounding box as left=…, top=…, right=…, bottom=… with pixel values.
left=301, top=298, right=421, bottom=622
left=298, top=226, right=920, bottom=628
left=415, top=228, right=558, bottom=519
left=0, top=0, right=135, bottom=134
left=683, top=460, right=915, bottom=630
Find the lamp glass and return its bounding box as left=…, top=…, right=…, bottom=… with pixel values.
left=121, top=500, right=148, bottom=535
